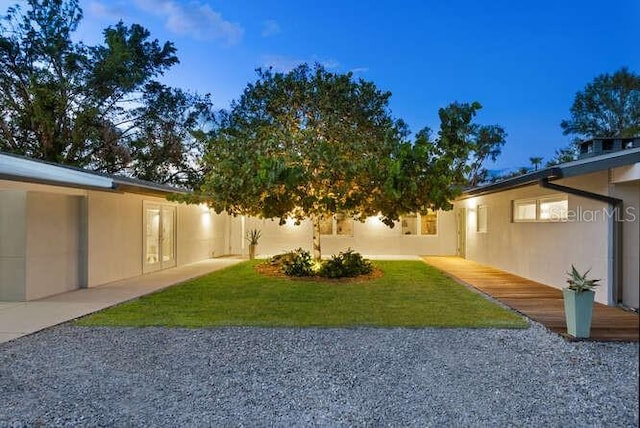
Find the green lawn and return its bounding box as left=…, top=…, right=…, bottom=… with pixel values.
left=77, top=260, right=528, bottom=329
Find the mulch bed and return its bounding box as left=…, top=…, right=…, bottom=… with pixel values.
left=255, top=262, right=384, bottom=283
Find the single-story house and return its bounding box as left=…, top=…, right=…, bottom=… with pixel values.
left=1, top=137, right=638, bottom=311
left=456, top=139, right=639, bottom=309
left=0, top=154, right=230, bottom=301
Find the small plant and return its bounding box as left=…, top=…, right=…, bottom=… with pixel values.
left=318, top=255, right=346, bottom=279
left=318, top=249, right=373, bottom=278
left=341, top=249, right=373, bottom=275
left=566, top=265, right=600, bottom=293
left=244, top=228, right=262, bottom=245
left=280, top=248, right=315, bottom=277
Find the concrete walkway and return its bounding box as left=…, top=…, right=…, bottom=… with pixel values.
left=0, top=257, right=243, bottom=344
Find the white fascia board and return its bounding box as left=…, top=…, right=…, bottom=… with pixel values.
left=0, top=154, right=114, bottom=189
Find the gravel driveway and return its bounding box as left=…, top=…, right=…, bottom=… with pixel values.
left=0, top=322, right=638, bottom=427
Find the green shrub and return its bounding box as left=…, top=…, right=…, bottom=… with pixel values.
left=317, top=255, right=345, bottom=278
left=342, top=249, right=373, bottom=275
left=318, top=249, right=373, bottom=278
left=279, top=248, right=315, bottom=277
left=270, top=248, right=373, bottom=279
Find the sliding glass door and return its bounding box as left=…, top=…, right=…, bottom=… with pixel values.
left=143, top=203, right=176, bottom=273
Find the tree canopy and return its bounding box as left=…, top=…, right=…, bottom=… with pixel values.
left=0, top=0, right=212, bottom=186
left=380, top=101, right=506, bottom=217
left=199, top=64, right=405, bottom=224
left=561, top=67, right=640, bottom=139
left=193, top=64, right=505, bottom=258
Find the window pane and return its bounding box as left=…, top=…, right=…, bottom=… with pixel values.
left=420, top=210, right=437, bottom=235
left=145, top=208, right=160, bottom=264
left=319, top=216, right=333, bottom=235
left=540, top=198, right=568, bottom=221
left=161, top=207, right=175, bottom=262
left=477, top=205, right=487, bottom=232
left=336, top=213, right=353, bottom=235
left=514, top=201, right=536, bottom=221
left=402, top=214, right=418, bottom=235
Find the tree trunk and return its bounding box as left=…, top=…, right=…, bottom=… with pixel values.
left=312, top=216, right=321, bottom=261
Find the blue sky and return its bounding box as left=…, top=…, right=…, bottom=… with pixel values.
left=2, top=0, right=639, bottom=170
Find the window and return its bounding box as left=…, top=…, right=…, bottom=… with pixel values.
left=335, top=212, right=353, bottom=235
left=401, top=214, right=418, bottom=235
left=319, top=216, right=333, bottom=235
left=402, top=211, right=437, bottom=235
left=420, top=210, right=437, bottom=235
left=477, top=205, right=488, bottom=232
left=513, top=200, right=537, bottom=221
left=539, top=197, right=568, bottom=221
left=513, top=196, right=568, bottom=222
left=320, top=213, right=353, bottom=236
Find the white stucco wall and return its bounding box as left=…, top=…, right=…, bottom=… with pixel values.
left=0, top=178, right=232, bottom=300
left=86, top=194, right=228, bottom=288
left=456, top=171, right=612, bottom=304
left=610, top=178, right=639, bottom=309
left=176, top=204, right=228, bottom=265
left=238, top=210, right=457, bottom=258
left=25, top=192, right=82, bottom=300
left=86, top=191, right=145, bottom=287
left=0, top=189, right=27, bottom=300
left=1, top=182, right=87, bottom=301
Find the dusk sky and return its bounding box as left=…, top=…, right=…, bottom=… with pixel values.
left=2, top=0, right=639, bottom=171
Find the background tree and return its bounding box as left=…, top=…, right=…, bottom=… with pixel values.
left=546, top=146, right=577, bottom=167
left=561, top=67, right=640, bottom=139
left=462, top=109, right=507, bottom=186
left=195, top=64, right=505, bottom=259
left=0, top=0, right=212, bottom=187
left=529, top=156, right=543, bottom=171
left=381, top=102, right=506, bottom=219
left=547, top=67, right=639, bottom=168
left=127, top=83, right=214, bottom=187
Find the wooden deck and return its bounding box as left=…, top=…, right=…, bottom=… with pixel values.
left=422, top=256, right=639, bottom=342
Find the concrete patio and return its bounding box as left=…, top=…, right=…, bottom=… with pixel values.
left=0, top=257, right=243, bottom=344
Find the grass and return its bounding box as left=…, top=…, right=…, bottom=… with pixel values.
left=76, top=260, right=528, bottom=329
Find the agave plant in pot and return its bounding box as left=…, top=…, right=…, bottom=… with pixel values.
left=563, top=265, right=600, bottom=338
left=245, top=229, right=262, bottom=260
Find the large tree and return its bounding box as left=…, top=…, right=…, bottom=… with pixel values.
left=0, top=0, right=212, bottom=187
left=381, top=101, right=506, bottom=218
left=194, top=64, right=503, bottom=259
left=561, top=67, right=640, bottom=139
left=448, top=102, right=506, bottom=187
left=198, top=64, right=406, bottom=258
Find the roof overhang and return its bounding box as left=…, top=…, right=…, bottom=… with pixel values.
left=461, top=147, right=640, bottom=199
left=112, top=178, right=188, bottom=197
left=0, top=153, right=187, bottom=197
left=0, top=153, right=115, bottom=191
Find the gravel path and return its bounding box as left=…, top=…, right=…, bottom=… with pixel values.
left=0, top=322, right=638, bottom=427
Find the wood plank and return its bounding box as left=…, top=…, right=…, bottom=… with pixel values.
left=423, top=256, right=639, bottom=342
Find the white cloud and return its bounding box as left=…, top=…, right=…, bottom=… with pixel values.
left=261, top=55, right=304, bottom=72
left=261, top=19, right=281, bottom=37
left=350, top=67, right=369, bottom=74
left=134, top=0, right=243, bottom=45
left=86, top=1, right=129, bottom=21
left=261, top=55, right=340, bottom=73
